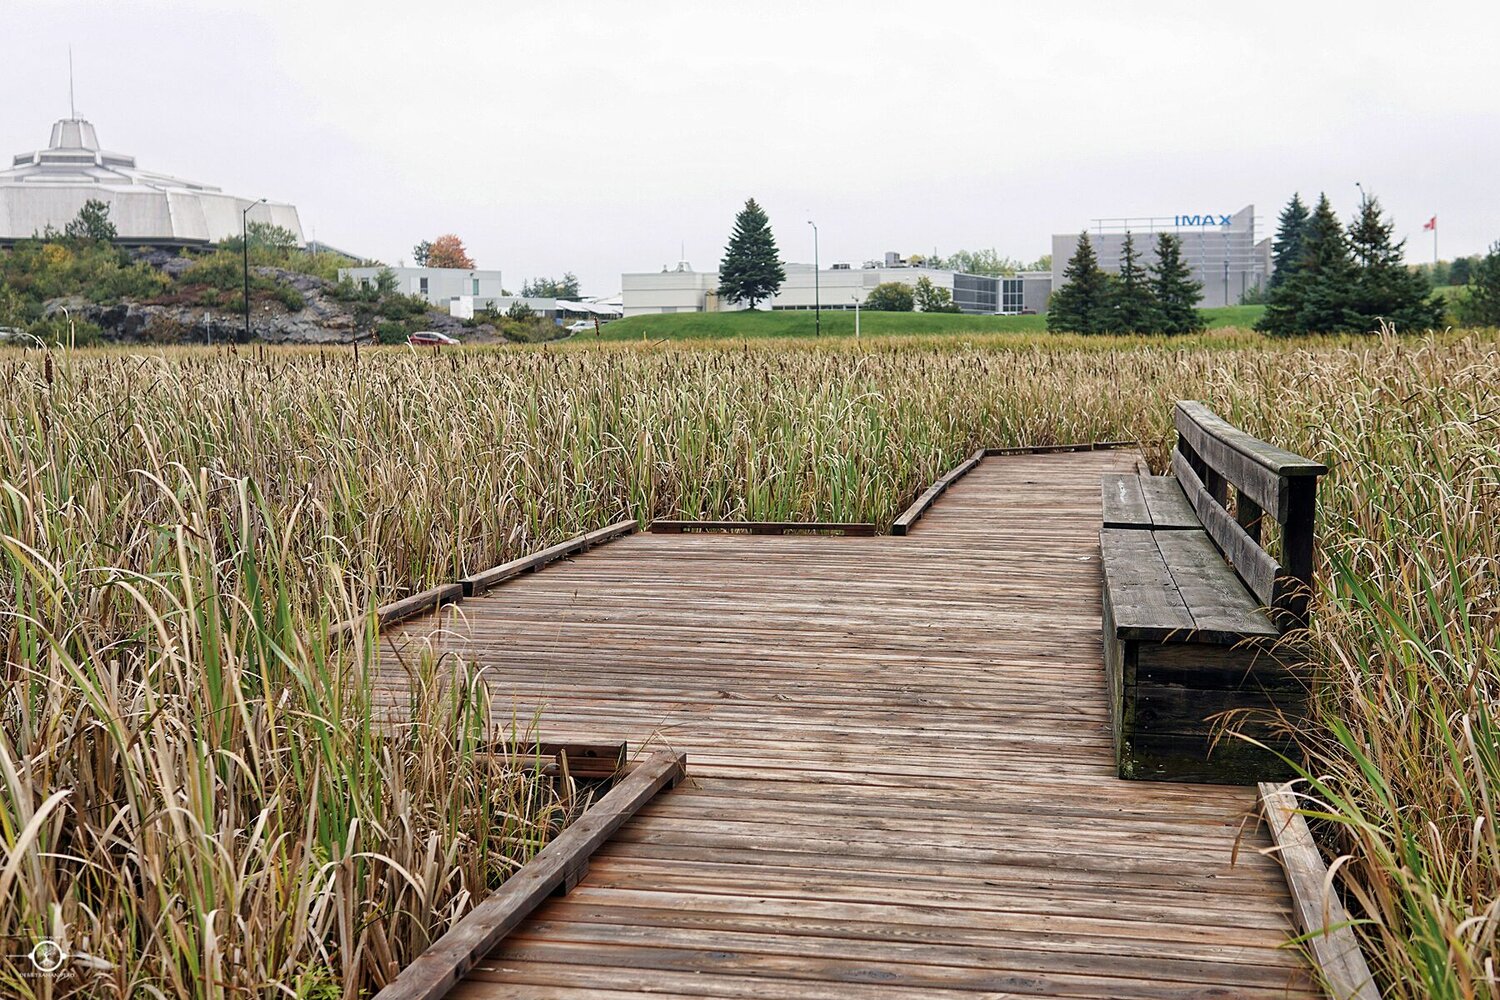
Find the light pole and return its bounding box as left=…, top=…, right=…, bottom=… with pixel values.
left=807, top=219, right=820, bottom=337
left=852, top=293, right=860, bottom=340
left=241, top=198, right=266, bottom=346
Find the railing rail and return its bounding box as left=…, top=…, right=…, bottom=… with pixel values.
left=1173, top=401, right=1326, bottom=627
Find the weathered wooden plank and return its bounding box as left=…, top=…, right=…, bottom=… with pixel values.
left=1099, top=528, right=1196, bottom=638
left=461, top=519, right=638, bottom=597
left=328, top=582, right=463, bottom=642
left=1138, top=476, right=1200, bottom=529
left=1175, top=401, right=1327, bottom=478
left=375, top=751, right=687, bottom=1000
left=892, top=449, right=984, bottom=535
left=1172, top=448, right=1282, bottom=609
left=984, top=439, right=1137, bottom=456
left=1152, top=528, right=1278, bottom=641
left=488, top=741, right=628, bottom=780
left=649, top=520, right=876, bottom=536
left=1101, top=473, right=1150, bottom=529
left=1103, top=475, right=1200, bottom=530
left=1259, top=783, right=1380, bottom=1000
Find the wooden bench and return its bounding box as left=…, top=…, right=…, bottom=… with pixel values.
left=1100, top=401, right=1327, bottom=784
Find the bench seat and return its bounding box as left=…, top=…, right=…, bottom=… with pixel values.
left=1101, top=474, right=1201, bottom=530
left=1100, top=527, right=1306, bottom=784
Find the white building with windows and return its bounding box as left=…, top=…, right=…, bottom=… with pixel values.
left=621, top=259, right=1050, bottom=316
left=337, top=265, right=504, bottom=306
left=1, top=116, right=302, bottom=245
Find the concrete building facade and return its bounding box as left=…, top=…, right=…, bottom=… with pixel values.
left=1, top=118, right=302, bottom=245
left=622, top=260, right=1051, bottom=317
left=338, top=266, right=504, bottom=306
left=1051, top=205, right=1271, bottom=308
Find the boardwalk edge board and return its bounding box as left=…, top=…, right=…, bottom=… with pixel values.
left=1259, top=782, right=1380, bottom=1000
left=891, top=447, right=986, bottom=536
left=461, top=518, right=640, bottom=596
left=375, top=751, right=688, bottom=1000
left=326, top=519, right=639, bottom=642
left=649, top=520, right=876, bottom=536
left=326, top=582, right=463, bottom=643
left=984, top=439, right=1140, bottom=456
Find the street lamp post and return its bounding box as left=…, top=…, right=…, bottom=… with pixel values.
left=852, top=293, right=860, bottom=340
left=240, top=198, right=266, bottom=346
left=807, top=219, right=820, bottom=337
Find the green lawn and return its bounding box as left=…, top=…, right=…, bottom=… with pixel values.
left=598, top=305, right=1266, bottom=341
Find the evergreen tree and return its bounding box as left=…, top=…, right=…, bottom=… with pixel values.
left=1268, top=194, right=1309, bottom=290
left=1258, top=194, right=1355, bottom=335
left=1148, top=234, right=1204, bottom=334
left=1110, top=232, right=1159, bottom=332
left=717, top=198, right=785, bottom=309
left=1456, top=242, right=1500, bottom=327
left=1344, top=195, right=1444, bottom=333
left=1449, top=257, right=1473, bottom=286
left=64, top=198, right=117, bottom=242
left=1047, top=232, right=1113, bottom=333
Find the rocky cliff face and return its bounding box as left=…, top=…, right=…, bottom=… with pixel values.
left=45, top=262, right=495, bottom=345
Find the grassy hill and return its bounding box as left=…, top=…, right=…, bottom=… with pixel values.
left=597, top=305, right=1266, bottom=341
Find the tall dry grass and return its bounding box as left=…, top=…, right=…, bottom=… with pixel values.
left=0, top=331, right=1497, bottom=996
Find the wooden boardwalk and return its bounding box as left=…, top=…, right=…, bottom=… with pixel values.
left=377, top=451, right=1318, bottom=999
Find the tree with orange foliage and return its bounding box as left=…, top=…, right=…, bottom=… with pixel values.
left=425, top=233, right=475, bottom=269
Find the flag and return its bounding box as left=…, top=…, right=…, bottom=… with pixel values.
left=1423, top=216, right=1437, bottom=231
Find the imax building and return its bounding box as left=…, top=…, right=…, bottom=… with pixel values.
left=1051, top=205, right=1270, bottom=308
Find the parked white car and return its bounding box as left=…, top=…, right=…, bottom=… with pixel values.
left=407, top=331, right=460, bottom=347
left=565, top=319, right=596, bottom=334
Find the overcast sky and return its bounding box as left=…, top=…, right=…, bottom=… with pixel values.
left=6, top=0, right=1498, bottom=295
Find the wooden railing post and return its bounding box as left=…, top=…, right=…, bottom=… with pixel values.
left=1281, top=478, right=1317, bottom=626
left=1236, top=493, right=1263, bottom=544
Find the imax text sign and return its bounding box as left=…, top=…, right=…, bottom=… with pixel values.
left=1174, top=213, right=1233, bottom=227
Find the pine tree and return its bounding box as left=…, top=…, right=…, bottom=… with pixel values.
left=717, top=198, right=786, bottom=309
left=1149, top=234, right=1204, bottom=334
left=64, top=198, right=117, bottom=242
left=1268, top=194, right=1309, bottom=290
left=1047, top=232, right=1113, bottom=333
left=1111, top=232, right=1159, bottom=332
left=1457, top=242, right=1500, bottom=327
left=1344, top=195, right=1444, bottom=333
left=1258, top=194, right=1355, bottom=335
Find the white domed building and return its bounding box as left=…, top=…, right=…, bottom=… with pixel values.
left=0, top=117, right=303, bottom=246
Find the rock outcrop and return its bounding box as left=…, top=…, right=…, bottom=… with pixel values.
left=45, top=266, right=495, bottom=345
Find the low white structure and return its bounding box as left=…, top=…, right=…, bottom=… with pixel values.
left=1, top=117, right=302, bottom=245
left=449, top=295, right=623, bottom=323
left=622, top=260, right=1051, bottom=316
left=339, top=266, right=504, bottom=306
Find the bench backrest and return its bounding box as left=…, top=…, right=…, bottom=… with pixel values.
left=1172, top=401, right=1327, bottom=628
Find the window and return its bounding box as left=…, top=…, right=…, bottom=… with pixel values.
left=1001, top=279, right=1024, bottom=314
left=472, top=278, right=480, bottom=295
left=953, top=274, right=999, bottom=314
left=419, top=277, right=429, bottom=296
